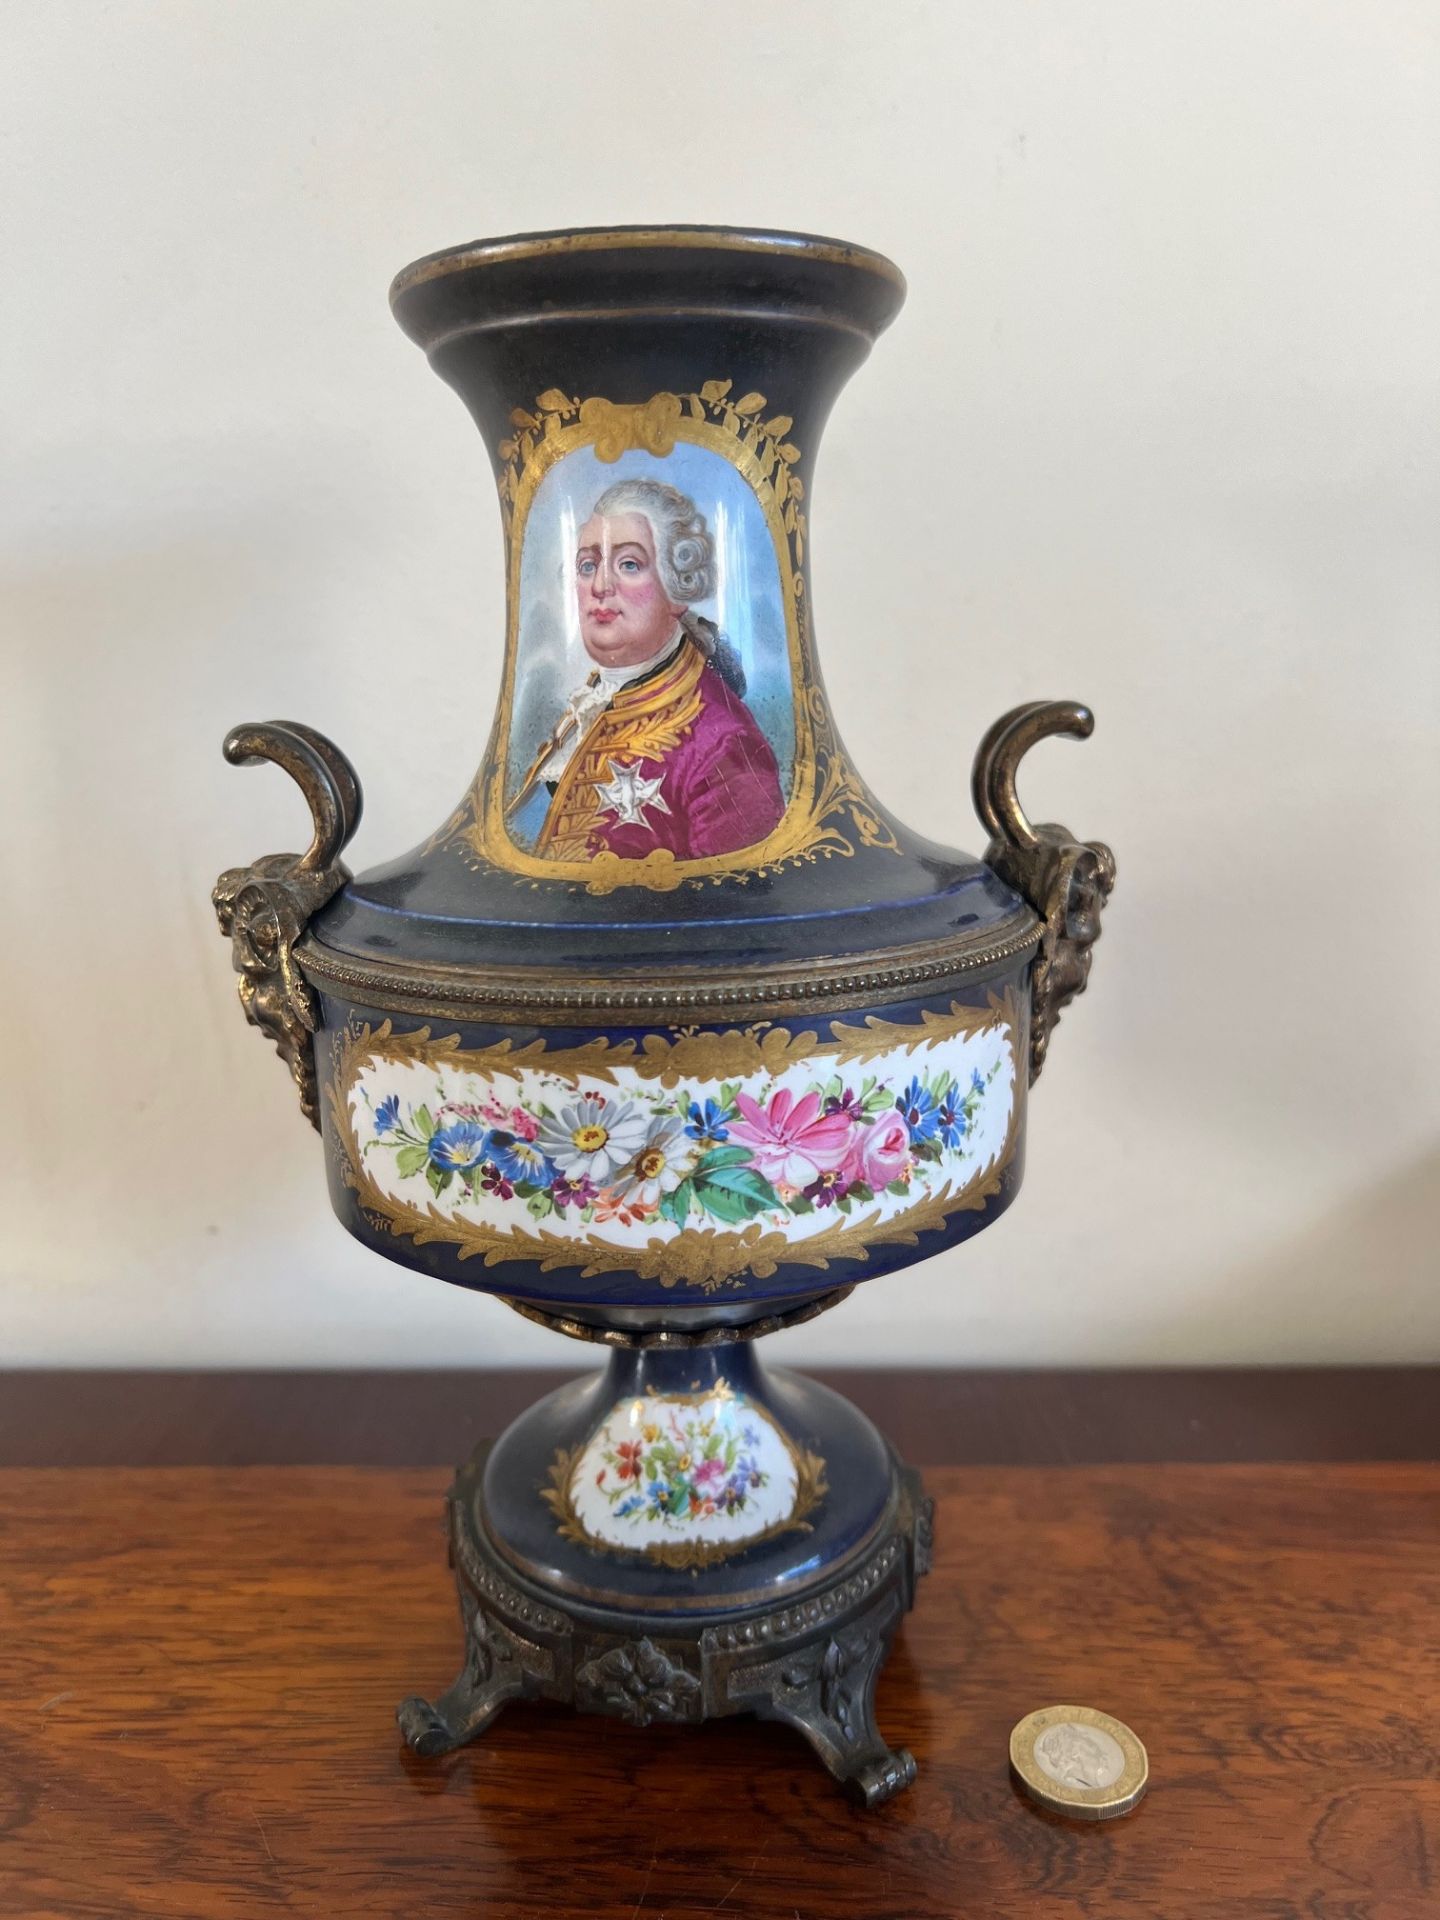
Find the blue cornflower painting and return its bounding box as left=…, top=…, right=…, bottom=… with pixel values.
left=898, top=1076, right=940, bottom=1145
left=685, top=1096, right=731, bottom=1144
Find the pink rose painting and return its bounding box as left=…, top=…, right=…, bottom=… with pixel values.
left=727, top=1088, right=854, bottom=1191
left=843, top=1109, right=912, bottom=1190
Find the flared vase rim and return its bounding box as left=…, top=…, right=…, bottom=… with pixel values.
left=389, top=223, right=908, bottom=306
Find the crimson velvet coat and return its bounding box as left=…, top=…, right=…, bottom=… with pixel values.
left=536, top=637, right=784, bottom=863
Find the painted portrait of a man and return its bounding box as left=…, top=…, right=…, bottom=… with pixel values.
left=507, top=478, right=786, bottom=863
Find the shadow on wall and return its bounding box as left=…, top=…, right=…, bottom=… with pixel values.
left=1184, top=1147, right=1440, bottom=1362
left=1, top=500, right=366, bottom=1263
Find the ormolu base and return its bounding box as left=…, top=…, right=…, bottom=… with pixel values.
left=398, top=1440, right=933, bottom=1809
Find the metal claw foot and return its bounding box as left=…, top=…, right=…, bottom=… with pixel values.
left=397, top=1593, right=548, bottom=1754
left=397, top=1694, right=466, bottom=1757
left=731, top=1588, right=918, bottom=1805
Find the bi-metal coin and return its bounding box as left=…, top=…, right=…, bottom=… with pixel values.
left=1009, top=1705, right=1149, bottom=1821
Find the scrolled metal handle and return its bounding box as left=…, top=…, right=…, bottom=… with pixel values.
left=222, top=719, right=363, bottom=873
left=972, top=701, right=1114, bottom=1085
left=971, top=699, right=1095, bottom=852
left=214, top=721, right=364, bottom=1128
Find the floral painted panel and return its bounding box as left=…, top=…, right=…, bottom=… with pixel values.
left=346, top=1009, right=1017, bottom=1262
left=557, top=1379, right=810, bottom=1553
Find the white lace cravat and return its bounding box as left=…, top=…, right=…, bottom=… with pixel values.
left=538, top=626, right=684, bottom=782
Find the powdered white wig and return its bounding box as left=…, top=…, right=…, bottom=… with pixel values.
left=589, top=478, right=716, bottom=605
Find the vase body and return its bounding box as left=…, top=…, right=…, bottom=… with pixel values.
left=300, top=227, right=1040, bottom=1317
left=214, top=228, right=1115, bottom=1802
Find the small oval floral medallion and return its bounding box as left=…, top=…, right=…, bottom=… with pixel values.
left=542, top=1378, right=827, bottom=1567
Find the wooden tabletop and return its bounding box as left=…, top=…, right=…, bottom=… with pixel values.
left=4, top=1457, right=1438, bottom=1918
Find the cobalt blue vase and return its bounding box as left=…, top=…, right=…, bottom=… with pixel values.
left=214, top=226, right=1114, bottom=1803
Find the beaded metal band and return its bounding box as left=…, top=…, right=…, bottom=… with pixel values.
left=297, top=912, right=1040, bottom=1026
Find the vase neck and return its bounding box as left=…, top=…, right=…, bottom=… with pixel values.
left=385, top=228, right=917, bottom=895
left=311, top=232, right=1024, bottom=975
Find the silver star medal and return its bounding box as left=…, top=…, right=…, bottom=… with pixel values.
left=594, top=758, right=671, bottom=832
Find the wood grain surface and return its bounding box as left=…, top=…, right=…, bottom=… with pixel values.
left=2, top=1462, right=1437, bottom=1919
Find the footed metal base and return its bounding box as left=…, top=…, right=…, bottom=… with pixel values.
left=399, top=1441, right=933, bottom=1808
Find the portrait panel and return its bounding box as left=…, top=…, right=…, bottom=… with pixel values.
left=502, top=442, right=797, bottom=868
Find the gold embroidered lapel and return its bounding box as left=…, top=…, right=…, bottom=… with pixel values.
left=537, top=641, right=707, bottom=859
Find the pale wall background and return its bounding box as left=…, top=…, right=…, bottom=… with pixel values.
left=3, top=1, right=1436, bottom=1369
